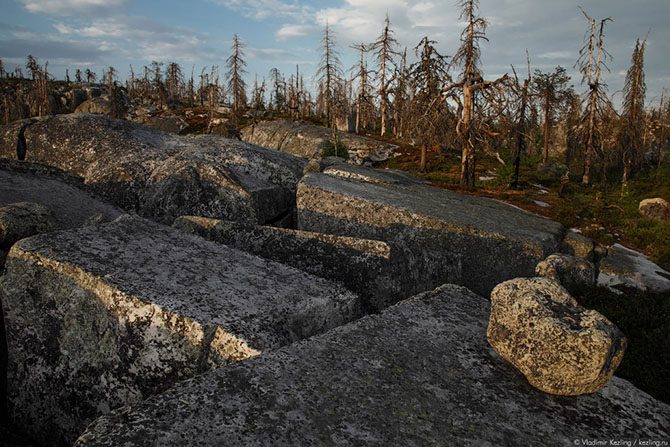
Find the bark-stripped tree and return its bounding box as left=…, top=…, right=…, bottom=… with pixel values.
left=619, top=38, right=647, bottom=194
left=444, top=0, right=508, bottom=189
left=165, top=62, right=184, bottom=105
left=409, top=37, right=450, bottom=172
left=315, top=22, right=343, bottom=129
left=575, top=9, right=613, bottom=185
left=371, top=14, right=398, bottom=137
left=269, top=67, right=286, bottom=113
left=510, top=55, right=531, bottom=189
left=532, top=66, right=571, bottom=163
left=351, top=43, right=375, bottom=134
left=226, top=34, right=248, bottom=118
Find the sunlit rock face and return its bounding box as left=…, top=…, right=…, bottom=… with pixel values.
left=75, top=284, right=668, bottom=446
left=598, top=243, right=670, bottom=293
left=488, top=277, right=626, bottom=396
left=297, top=168, right=564, bottom=296
left=174, top=216, right=460, bottom=312
left=0, top=114, right=306, bottom=225
left=1, top=215, right=360, bottom=445
left=241, top=119, right=397, bottom=165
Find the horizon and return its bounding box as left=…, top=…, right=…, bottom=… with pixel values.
left=1, top=0, right=669, bottom=108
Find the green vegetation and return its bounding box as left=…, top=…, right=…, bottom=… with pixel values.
left=573, top=285, right=670, bottom=404
left=320, top=139, right=350, bottom=160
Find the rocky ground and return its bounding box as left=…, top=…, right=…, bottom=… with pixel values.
left=0, top=115, right=668, bottom=446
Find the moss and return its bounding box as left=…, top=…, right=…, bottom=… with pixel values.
left=319, top=140, right=350, bottom=160
left=573, top=285, right=670, bottom=404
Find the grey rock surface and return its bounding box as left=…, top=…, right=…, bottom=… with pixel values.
left=75, top=284, right=669, bottom=446
left=0, top=163, right=123, bottom=232
left=598, top=243, right=670, bottom=293
left=535, top=253, right=596, bottom=293
left=488, top=278, right=626, bottom=396
left=173, top=216, right=459, bottom=312
left=323, top=163, right=427, bottom=186
left=1, top=215, right=360, bottom=445
left=0, top=114, right=306, bottom=224
left=297, top=170, right=564, bottom=295
left=241, top=119, right=397, bottom=165
left=638, top=197, right=670, bottom=221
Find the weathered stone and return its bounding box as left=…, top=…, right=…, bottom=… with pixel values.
left=173, top=216, right=459, bottom=312
left=303, top=158, right=321, bottom=175
left=1, top=215, right=360, bottom=445
left=75, top=284, right=668, bottom=446
left=488, top=277, right=626, bottom=396
left=323, top=162, right=427, bottom=186
left=241, top=119, right=397, bottom=165
left=0, top=114, right=306, bottom=224
left=0, top=202, right=56, bottom=248
left=132, top=114, right=188, bottom=134
left=639, top=197, right=670, bottom=221
left=598, top=243, right=670, bottom=293
left=0, top=163, right=123, bottom=232
left=74, top=97, right=112, bottom=115
left=535, top=253, right=596, bottom=292
left=297, top=170, right=564, bottom=295
left=561, top=230, right=596, bottom=261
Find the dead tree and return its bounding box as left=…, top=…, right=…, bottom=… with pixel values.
left=226, top=35, right=248, bottom=120
left=409, top=37, right=450, bottom=172
left=315, top=22, right=343, bottom=129
left=269, top=68, right=286, bottom=113
left=165, top=62, right=184, bottom=106
left=532, top=66, right=571, bottom=164
left=444, top=0, right=508, bottom=189
left=371, top=14, right=398, bottom=137
left=620, top=38, right=647, bottom=194
left=510, top=55, right=532, bottom=189
left=575, top=9, right=613, bottom=185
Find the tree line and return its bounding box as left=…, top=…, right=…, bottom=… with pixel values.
left=0, top=0, right=667, bottom=191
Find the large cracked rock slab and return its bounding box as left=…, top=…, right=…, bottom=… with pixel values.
left=0, top=215, right=360, bottom=445
left=75, top=284, right=669, bottom=446
left=0, top=114, right=306, bottom=224
left=598, top=244, right=670, bottom=293
left=241, top=119, right=397, bottom=165
left=297, top=171, right=564, bottom=295
left=174, top=216, right=460, bottom=312
left=488, top=277, right=626, bottom=396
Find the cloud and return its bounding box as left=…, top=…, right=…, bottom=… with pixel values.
left=209, top=0, right=311, bottom=20
left=50, top=16, right=218, bottom=62
left=276, top=24, right=315, bottom=40
left=19, top=0, right=128, bottom=16
left=0, top=37, right=110, bottom=65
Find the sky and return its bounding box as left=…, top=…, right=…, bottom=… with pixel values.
left=1, top=0, right=669, bottom=107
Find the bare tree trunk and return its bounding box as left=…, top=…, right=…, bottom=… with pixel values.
left=543, top=94, right=551, bottom=164
left=460, top=82, right=476, bottom=189
left=420, top=143, right=427, bottom=173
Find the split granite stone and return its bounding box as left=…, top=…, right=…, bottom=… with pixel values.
left=535, top=253, right=596, bottom=293
left=297, top=170, right=565, bottom=295
left=75, top=284, right=669, bottom=446
left=598, top=243, right=670, bottom=293
left=241, top=119, right=397, bottom=165
left=0, top=114, right=306, bottom=224
left=0, top=215, right=360, bottom=445
left=488, top=277, right=626, bottom=396
left=173, top=216, right=460, bottom=312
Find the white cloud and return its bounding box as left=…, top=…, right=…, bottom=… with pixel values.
left=210, top=0, right=311, bottom=20
left=20, top=0, right=127, bottom=16
left=276, top=24, right=315, bottom=40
